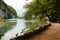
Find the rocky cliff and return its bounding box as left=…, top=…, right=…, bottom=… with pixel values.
left=0, top=0, right=17, bottom=19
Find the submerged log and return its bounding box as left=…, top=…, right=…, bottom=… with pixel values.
left=10, top=23, right=51, bottom=40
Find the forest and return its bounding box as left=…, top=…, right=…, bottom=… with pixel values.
left=24, top=0, right=60, bottom=23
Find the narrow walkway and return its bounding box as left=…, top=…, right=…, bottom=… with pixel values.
left=28, top=23, right=60, bottom=40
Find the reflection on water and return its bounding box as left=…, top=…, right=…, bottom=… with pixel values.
left=1, top=19, right=26, bottom=40
left=0, top=19, right=40, bottom=40
left=0, top=20, right=16, bottom=39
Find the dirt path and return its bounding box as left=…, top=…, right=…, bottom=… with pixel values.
left=28, top=23, right=60, bottom=40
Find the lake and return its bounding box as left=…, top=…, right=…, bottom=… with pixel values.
left=0, top=19, right=40, bottom=40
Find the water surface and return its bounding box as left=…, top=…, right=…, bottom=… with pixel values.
left=1, top=19, right=40, bottom=40
left=1, top=19, right=26, bottom=40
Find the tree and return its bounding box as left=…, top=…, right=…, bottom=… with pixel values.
left=24, top=0, right=54, bottom=20
left=50, top=0, right=60, bottom=22
left=0, top=0, right=17, bottom=19
left=24, top=0, right=60, bottom=23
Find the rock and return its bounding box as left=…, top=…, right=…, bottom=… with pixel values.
left=0, top=0, right=17, bottom=19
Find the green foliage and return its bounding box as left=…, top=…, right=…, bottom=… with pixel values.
left=7, top=5, right=17, bottom=16
left=24, top=0, right=41, bottom=20
left=0, top=0, right=17, bottom=19
left=25, top=22, right=39, bottom=29
left=0, top=19, right=6, bottom=22
left=6, top=5, right=17, bottom=18
left=24, top=0, right=60, bottom=22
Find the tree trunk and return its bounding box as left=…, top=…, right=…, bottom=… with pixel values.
left=45, top=13, right=50, bottom=20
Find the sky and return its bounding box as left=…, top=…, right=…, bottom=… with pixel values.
left=4, top=0, right=32, bottom=17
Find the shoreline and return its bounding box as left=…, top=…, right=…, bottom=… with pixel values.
left=10, top=23, right=51, bottom=40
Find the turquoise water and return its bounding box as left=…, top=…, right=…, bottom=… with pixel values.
left=1, top=19, right=26, bottom=40
left=0, top=19, right=40, bottom=40
left=0, top=19, right=16, bottom=39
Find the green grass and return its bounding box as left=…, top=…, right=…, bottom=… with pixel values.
left=25, top=22, right=39, bottom=29
left=0, top=19, right=7, bottom=22
left=22, top=19, right=48, bottom=34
